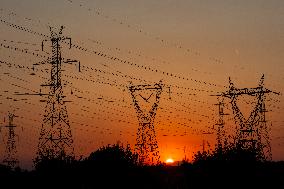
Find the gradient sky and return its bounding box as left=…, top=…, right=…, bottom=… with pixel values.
left=0, top=0, right=284, bottom=169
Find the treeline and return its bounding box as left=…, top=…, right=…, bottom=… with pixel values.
left=0, top=143, right=284, bottom=189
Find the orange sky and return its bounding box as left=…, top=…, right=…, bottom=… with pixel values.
left=0, top=0, right=284, bottom=169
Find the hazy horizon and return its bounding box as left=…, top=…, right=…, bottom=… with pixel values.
left=0, top=0, right=283, bottom=169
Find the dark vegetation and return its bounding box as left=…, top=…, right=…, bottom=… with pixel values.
left=1, top=143, right=284, bottom=189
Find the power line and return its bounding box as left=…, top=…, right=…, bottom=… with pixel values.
left=0, top=18, right=224, bottom=88
left=64, top=0, right=224, bottom=65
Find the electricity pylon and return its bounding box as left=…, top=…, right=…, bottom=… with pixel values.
left=217, top=75, right=279, bottom=160
left=129, top=81, right=164, bottom=165
left=214, top=97, right=228, bottom=151
left=36, top=26, right=79, bottom=161
left=2, top=112, right=19, bottom=168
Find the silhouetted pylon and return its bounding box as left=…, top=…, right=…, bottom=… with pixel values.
left=37, top=26, right=79, bottom=161
left=214, top=97, right=228, bottom=151
left=129, top=81, right=164, bottom=165
left=2, top=112, right=19, bottom=168
left=217, top=75, right=279, bottom=160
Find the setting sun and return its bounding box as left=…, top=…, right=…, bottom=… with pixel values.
left=0, top=0, right=283, bottom=188
left=165, top=158, right=174, bottom=164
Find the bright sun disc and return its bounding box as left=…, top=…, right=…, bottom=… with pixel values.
left=166, top=158, right=174, bottom=164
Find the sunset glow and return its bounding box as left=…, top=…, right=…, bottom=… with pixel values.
left=165, top=158, right=174, bottom=164
left=0, top=0, right=283, bottom=171
left=0, top=1, right=284, bottom=188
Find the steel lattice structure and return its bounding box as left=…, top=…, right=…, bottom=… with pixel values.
left=2, top=113, right=19, bottom=168
left=129, top=81, right=164, bottom=165
left=37, top=27, right=78, bottom=160
left=218, top=75, right=278, bottom=160
left=214, top=98, right=228, bottom=151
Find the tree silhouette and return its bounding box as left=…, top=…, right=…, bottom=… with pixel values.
left=86, top=143, right=139, bottom=168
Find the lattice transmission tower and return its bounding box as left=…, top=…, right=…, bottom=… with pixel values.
left=129, top=81, right=164, bottom=165
left=217, top=75, right=279, bottom=160
left=2, top=112, right=19, bottom=168
left=36, top=26, right=79, bottom=161
left=214, top=97, right=228, bottom=151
